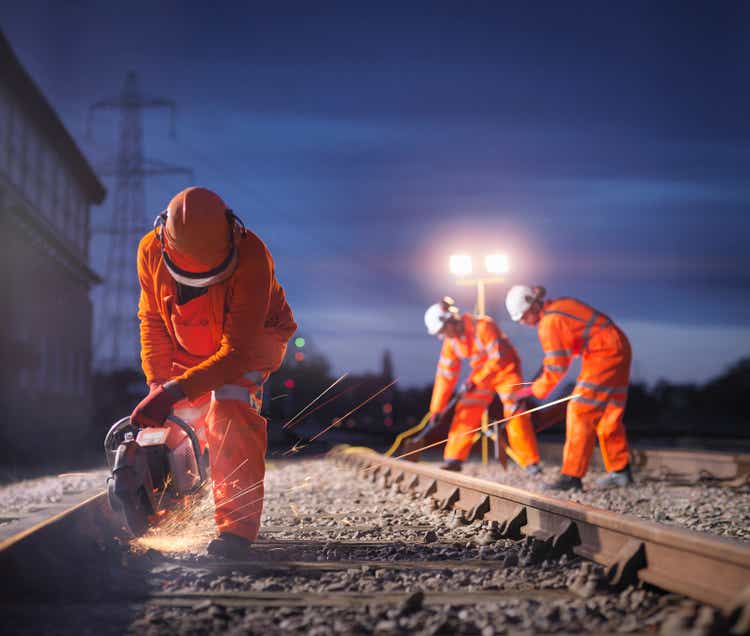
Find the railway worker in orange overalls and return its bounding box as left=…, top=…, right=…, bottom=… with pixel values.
left=506, top=285, right=633, bottom=491
left=424, top=297, right=540, bottom=473
left=129, top=186, right=297, bottom=557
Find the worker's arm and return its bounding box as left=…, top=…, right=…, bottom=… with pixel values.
left=137, top=238, right=174, bottom=386
left=531, top=315, right=571, bottom=399
left=176, top=235, right=275, bottom=401
left=469, top=321, right=505, bottom=388
left=429, top=339, right=460, bottom=413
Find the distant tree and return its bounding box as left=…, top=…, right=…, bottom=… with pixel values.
left=381, top=349, right=394, bottom=383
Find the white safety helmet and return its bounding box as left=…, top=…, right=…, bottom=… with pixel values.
left=424, top=297, right=460, bottom=335
left=505, top=285, right=537, bottom=322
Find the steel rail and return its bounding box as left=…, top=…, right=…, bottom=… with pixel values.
left=536, top=442, right=750, bottom=483
left=332, top=446, right=750, bottom=628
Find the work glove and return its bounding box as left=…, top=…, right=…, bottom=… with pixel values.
left=462, top=380, right=476, bottom=394
left=131, top=380, right=185, bottom=428
left=509, top=385, right=534, bottom=402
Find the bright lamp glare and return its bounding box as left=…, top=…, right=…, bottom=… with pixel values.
left=449, top=254, right=472, bottom=277
left=485, top=253, right=510, bottom=275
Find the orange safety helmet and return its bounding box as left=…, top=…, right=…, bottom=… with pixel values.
left=153, top=187, right=246, bottom=287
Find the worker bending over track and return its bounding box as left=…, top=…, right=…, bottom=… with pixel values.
left=506, top=285, right=632, bottom=490
left=129, top=187, right=296, bottom=558
left=424, top=297, right=540, bottom=473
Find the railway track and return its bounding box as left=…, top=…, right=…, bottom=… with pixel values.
left=535, top=442, right=750, bottom=485
left=1, top=451, right=749, bottom=634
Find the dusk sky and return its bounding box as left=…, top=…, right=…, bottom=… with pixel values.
left=3, top=2, right=749, bottom=387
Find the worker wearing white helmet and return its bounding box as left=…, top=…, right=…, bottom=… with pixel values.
left=424, top=297, right=540, bottom=472
left=506, top=285, right=633, bottom=490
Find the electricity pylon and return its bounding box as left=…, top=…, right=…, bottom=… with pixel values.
left=88, top=71, right=192, bottom=371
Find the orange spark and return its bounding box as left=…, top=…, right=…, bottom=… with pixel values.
left=307, top=379, right=398, bottom=444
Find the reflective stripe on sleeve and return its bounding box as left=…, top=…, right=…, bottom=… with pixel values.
left=545, top=309, right=585, bottom=322
left=212, top=384, right=261, bottom=410
left=438, top=368, right=457, bottom=379
left=545, top=364, right=567, bottom=372
left=243, top=371, right=265, bottom=385
left=439, top=356, right=458, bottom=368
left=450, top=339, right=464, bottom=358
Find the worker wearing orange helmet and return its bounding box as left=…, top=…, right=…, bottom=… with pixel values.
left=506, top=285, right=632, bottom=490
left=424, top=297, right=540, bottom=473
left=129, top=186, right=297, bottom=557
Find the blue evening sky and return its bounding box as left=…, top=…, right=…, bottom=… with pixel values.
left=2, top=2, right=749, bottom=386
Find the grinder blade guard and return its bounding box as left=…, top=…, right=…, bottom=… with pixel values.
left=104, top=414, right=207, bottom=536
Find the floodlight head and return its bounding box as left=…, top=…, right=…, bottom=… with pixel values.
left=485, top=253, right=510, bottom=275
left=449, top=253, right=472, bottom=277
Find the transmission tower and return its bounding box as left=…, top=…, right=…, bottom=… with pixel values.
left=88, top=71, right=192, bottom=372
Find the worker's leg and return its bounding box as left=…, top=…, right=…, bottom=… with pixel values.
left=206, top=371, right=268, bottom=541
left=579, top=327, right=632, bottom=474
left=500, top=397, right=540, bottom=467
left=561, top=398, right=600, bottom=478
left=596, top=402, right=629, bottom=472
left=443, top=391, right=492, bottom=461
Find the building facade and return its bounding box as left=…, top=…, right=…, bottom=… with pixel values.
left=0, top=32, right=106, bottom=466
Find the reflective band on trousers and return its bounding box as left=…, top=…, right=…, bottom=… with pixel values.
left=471, top=388, right=494, bottom=396
left=459, top=397, right=491, bottom=407
left=212, top=384, right=261, bottom=410
left=576, top=380, right=628, bottom=394
left=438, top=368, right=457, bottom=379
left=573, top=394, right=626, bottom=408
left=544, top=349, right=571, bottom=358
left=545, top=363, right=567, bottom=372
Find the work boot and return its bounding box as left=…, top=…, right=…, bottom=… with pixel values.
left=525, top=462, right=543, bottom=476
left=440, top=459, right=463, bottom=472
left=542, top=474, right=582, bottom=492
left=206, top=532, right=252, bottom=559
left=595, top=465, right=633, bottom=489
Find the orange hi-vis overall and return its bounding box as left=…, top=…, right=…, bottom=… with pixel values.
left=137, top=229, right=296, bottom=541
left=430, top=314, right=539, bottom=465
left=531, top=298, right=631, bottom=478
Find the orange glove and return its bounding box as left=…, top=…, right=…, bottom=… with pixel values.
left=131, top=381, right=185, bottom=428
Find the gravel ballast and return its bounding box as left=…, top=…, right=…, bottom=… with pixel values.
left=124, top=458, right=732, bottom=635
left=461, top=460, right=750, bottom=541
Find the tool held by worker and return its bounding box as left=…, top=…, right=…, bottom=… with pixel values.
left=104, top=414, right=208, bottom=536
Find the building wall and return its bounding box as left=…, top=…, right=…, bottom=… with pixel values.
left=0, top=80, right=99, bottom=466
